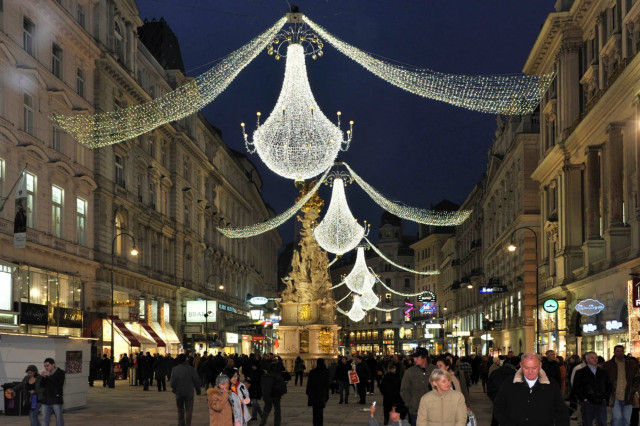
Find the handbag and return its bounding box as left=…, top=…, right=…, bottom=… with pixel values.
left=467, top=410, right=477, bottom=426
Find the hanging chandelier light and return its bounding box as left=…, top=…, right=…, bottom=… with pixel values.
left=347, top=295, right=367, bottom=322
left=359, top=289, right=379, bottom=310
left=242, top=40, right=353, bottom=181
left=344, top=247, right=376, bottom=294
left=314, top=176, right=368, bottom=255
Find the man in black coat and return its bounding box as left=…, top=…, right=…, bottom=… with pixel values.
left=335, top=356, right=352, bottom=404
left=573, top=351, right=612, bottom=426
left=355, top=356, right=372, bottom=404
left=249, top=363, right=264, bottom=421
left=119, top=353, right=130, bottom=380
left=99, top=354, right=111, bottom=387
left=542, top=349, right=562, bottom=385
left=260, top=362, right=287, bottom=426
left=41, top=357, right=65, bottom=426
left=306, top=359, right=330, bottom=426
left=493, top=353, right=569, bottom=425
left=487, top=356, right=519, bottom=426
left=153, top=354, right=168, bottom=391
left=380, top=364, right=404, bottom=425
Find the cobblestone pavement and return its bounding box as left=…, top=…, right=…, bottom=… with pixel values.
left=2, top=377, right=580, bottom=425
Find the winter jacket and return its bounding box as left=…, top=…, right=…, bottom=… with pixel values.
left=207, top=386, right=233, bottom=426
left=400, top=364, right=435, bottom=415
left=11, top=374, right=44, bottom=403
left=236, top=382, right=252, bottom=423
left=356, top=361, right=372, bottom=383
left=335, top=361, right=352, bottom=382
left=261, top=371, right=286, bottom=401
left=229, top=385, right=248, bottom=426
left=416, top=389, right=467, bottom=426
left=294, top=358, right=306, bottom=373
left=380, top=372, right=403, bottom=405
left=449, top=371, right=469, bottom=406
left=248, top=367, right=263, bottom=399
left=370, top=417, right=410, bottom=426
left=542, top=358, right=562, bottom=386
left=603, top=356, right=640, bottom=406
left=170, top=361, right=201, bottom=399
left=486, top=363, right=517, bottom=401
left=306, top=365, right=330, bottom=407
left=493, top=367, right=570, bottom=426
left=41, top=368, right=65, bottom=405
left=572, top=365, right=612, bottom=405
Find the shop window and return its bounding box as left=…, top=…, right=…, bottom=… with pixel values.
left=385, top=311, right=392, bottom=322
left=372, top=330, right=379, bottom=340
left=114, top=154, right=124, bottom=187
left=384, top=329, right=394, bottom=339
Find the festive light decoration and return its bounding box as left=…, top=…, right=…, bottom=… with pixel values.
left=344, top=247, right=376, bottom=294
left=242, top=43, right=353, bottom=180
left=314, top=177, right=367, bottom=255
left=364, top=237, right=439, bottom=275
left=374, top=272, right=426, bottom=297
left=347, top=295, right=367, bottom=322
left=344, top=163, right=471, bottom=226
left=268, top=21, right=325, bottom=59
left=217, top=167, right=330, bottom=238
left=336, top=291, right=353, bottom=304
left=373, top=306, right=399, bottom=312
left=329, top=281, right=345, bottom=290
left=53, top=18, right=287, bottom=148
left=302, top=15, right=553, bottom=115
left=359, top=289, right=379, bottom=310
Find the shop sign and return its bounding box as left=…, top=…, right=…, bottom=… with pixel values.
left=417, top=291, right=436, bottom=302
left=226, top=332, right=239, bottom=344
left=480, top=285, right=508, bottom=294
left=634, top=277, right=640, bottom=307
left=543, top=299, right=559, bottom=313
left=52, top=307, right=83, bottom=328
left=424, top=323, right=443, bottom=329
left=583, top=324, right=597, bottom=333
left=0, top=313, right=18, bottom=326
left=575, top=299, right=605, bottom=316
left=248, top=296, right=268, bottom=306
left=606, top=320, right=623, bottom=330
left=455, top=331, right=471, bottom=337
left=93, top=299, right=136, bottom=308
left=252, top=335, right=266, bottom=341
left=238, top=325, right=259, bottom=332
left=15, top=302, right=48, bottom=325
left=419, top=302, right=437, bottom=314
left=242, top=335, right=251, bottom=341
left=185, top=300, right=217, bottom=323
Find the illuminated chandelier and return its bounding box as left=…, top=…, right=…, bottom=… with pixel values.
left=344, top=247, right=376, bottom=294
left=314, top=175, right=368, bottom=255
left=359, top=288, right=379, bottom=310
left=242, top=35, right=353, bottom=180
left=347, top=295, right=366, bottom=322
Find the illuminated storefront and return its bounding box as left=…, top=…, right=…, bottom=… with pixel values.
left=539, top=299, right=566, bottom=356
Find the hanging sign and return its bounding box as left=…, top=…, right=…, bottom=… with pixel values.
left=606, top=320, right=623, bottom=330
left=583, top=323, right=597, bottom=333
left=634, top=277, right=640, bottom=307
left=543, top=299, right=559, bottom=313
left=248, top=296, right=268, bottom=306
left=480, top=285, right=508, bottom=294
left=417, top=291, right=436, bottom=302
left=575, top=299, right=605, bottom=316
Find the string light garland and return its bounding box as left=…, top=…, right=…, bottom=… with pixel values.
left=373, top=271, right=427, bottom=297
left=343, top=163, right=471, bottom=226
left=373, top=306, right=399, bottom=312
left=364, top=237, right=439, bottom=275
left=336, top=291, right=353, bottom=304
left=53, top=18, right=287, bottom=148
left=302, top=15, right=553, bottom=116
left=329, top=281, right=345, bottom=290
left=344, top=247, right=376, bottom=294
left=314, top=177, right=367, bottom=255
left=217, top=167, right=330, bottom=238
left=242, top=43, right=353, bottom=180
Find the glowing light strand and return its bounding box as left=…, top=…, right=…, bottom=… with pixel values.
left=373, top=271, right=427, bottom=297
left=344, top=163, right=471, bottom=226
left=373, top=306, right=399, bottom=312
left=336, top=291, right=353, bottom=304
left=217, top=167, right=330, bottom=238
left=329, top=281, right=345, bottom=290
left=364, top=237, right=439, bottom=275
left=242, top=43, right=353, bottom=180
left=303, top=15, right=553, bottom=116
left=53, top=18, right=287, bottom=148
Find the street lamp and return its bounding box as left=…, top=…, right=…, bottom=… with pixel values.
left=507, top=226, right=538, bottom=353
left=203, top=310, right=212, bottom=354
left=111, top=232, right=138, bottom=358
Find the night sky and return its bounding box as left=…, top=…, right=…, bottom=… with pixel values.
left=135, top=0, right=553, bottom=246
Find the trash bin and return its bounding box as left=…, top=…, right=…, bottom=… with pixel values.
left=2, top=382, right=28, bottom=416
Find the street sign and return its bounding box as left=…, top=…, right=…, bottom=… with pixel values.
left=248, top=296, right=268, bottom=305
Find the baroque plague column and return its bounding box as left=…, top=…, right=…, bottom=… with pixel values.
left=277, top=182, right=340, bottom=371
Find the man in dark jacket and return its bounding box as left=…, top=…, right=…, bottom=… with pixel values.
left=249, top=363, right=264, bottom=421
left=355, top=356, right=372, bottom=404
left=487, top=356, right=519, bottom=426
left=335, top=356, right=352, bottom=404
left=493, top=352, right=569, bottom=426
left=153, top=354, right=168, bottom=391
left=170, top=354, right=201, bottom=426
left=100, top=354, right=111, bottom=387
left=380, top=364, right=404, bottom=425
left=41, top=357, right=65, bottom=426
left=603, top=344, right=640, bottom=426
left=573, top=351, right=611, bottom=426
left=306, top=359, right=330, bottom=426
left=542, top=349, right=562, bottom=385
left=260, top=362, right=287, bottom=426
left=119, top=353, right=130, bottom=380
left=400, top=347, right=435, bottom=426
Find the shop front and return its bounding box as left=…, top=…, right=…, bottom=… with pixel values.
left=539, top=298, right=567, bottom=357
left=102, top=316, right=156, bottom=357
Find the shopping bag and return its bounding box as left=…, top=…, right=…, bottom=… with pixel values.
left=348, top=370, right=360, bottom=385
left=467, top=410, right=477, bottom=426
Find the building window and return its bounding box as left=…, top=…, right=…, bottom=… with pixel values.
left=26, top=173, right=35, bottom=228
left=77, top=5, right=85, bottom=28
left=76, top=197, right=87, bottom=246
left=53, top=126, right=62, bottom=152
left=385, top=293, right=392, bottom=304
left=23, top=93, right=34, bottom=135
left=51, top=185, right=63, bottom=237
left=114, top=21, right=124, bottom=60
left=161, top=189, right=168, bottom=215
left=404, top=278, right=411, bottom=288
left=23, top=17, right=34, bottom=55
left=184, top=198, right=190, bottom=227
left=114, top=154, right=124, bottom=187
left=76, top=68, right=85, bottom=98
left=0, top=0, right=4, bottom=31
left=385, top=311, right=392, bottom=322
left=149, top=181, right=156, bottom=209
left=183, top=160, right=190, bottom=181
left=52, top=43, right=62, bottom=78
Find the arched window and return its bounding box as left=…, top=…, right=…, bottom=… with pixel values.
left=114, top=21, right=124, bottom=61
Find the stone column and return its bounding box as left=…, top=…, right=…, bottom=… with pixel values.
left=606, top=123, right=625, bottom=227
left=585, top=146, right=602, bottom=239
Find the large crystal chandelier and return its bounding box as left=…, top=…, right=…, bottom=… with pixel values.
left=344, top=247, right=376, bottom=294
left=314, top=176, right=367, bottom=255
left=242, top=40, right=353, bottom=181
left=347, top=295, right=367, bottom=322
left=359, top=289, right=379, bottom=310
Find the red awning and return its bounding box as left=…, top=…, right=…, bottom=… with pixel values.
left=139, top=321, right=166, bottom=347
left=109, top=316, right=141, bottom=347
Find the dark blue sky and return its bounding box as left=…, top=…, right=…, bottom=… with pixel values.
left=136, top=0, right=553, bottom=245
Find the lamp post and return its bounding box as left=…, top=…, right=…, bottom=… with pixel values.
left=507, top=226, right=538, bottom=354
left=111, top=232, right=138, bottom=358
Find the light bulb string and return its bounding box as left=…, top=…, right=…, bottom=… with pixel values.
left=364, top=236, right=439, bottom=275
left=217, top=166, right=331, bottom=238
left=372, top=269, right=427, bottom=297
left=335, top=291, right=353, bottom=304
left=329, top=281, right=345, bottom=290
left=302, top=15, right=553, bottom=115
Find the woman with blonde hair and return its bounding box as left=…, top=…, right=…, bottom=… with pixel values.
left=416, top=369, right=467, bottom=426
